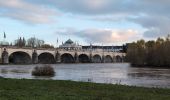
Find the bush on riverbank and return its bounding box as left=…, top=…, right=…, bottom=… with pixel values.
left=32, top=65, right=55, bottom=76
left=126, top=35, right=170, bottom=67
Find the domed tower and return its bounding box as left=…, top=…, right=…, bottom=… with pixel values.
left=65, top=39, right=74, bottom=44
left=59, top=39, right=82, bottom=50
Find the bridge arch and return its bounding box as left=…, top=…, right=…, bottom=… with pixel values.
left=105, top=55, right=113, bottom=63
left=38, top=52, right=55, bottom=64
left=9, top=51, right=31, bottom=64
left=61, top=53, right=74, bottom=63
left=78, top=54, right=90, bottom=63
left=116, top=55, right=123, bottom=62
left=93, top=54, right=102, bottom=63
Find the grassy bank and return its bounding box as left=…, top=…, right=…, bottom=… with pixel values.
left=0, top=78, right=170, bottom=100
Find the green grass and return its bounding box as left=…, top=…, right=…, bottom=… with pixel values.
left=0, top=78, right=170, bottom=100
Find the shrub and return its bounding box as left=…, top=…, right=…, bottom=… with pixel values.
left=32, top=65, right=55, bottom=76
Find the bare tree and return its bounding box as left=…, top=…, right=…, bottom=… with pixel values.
left=27, top=37, right=44, bottom=48
left=27, top=37, right=36, bottom=47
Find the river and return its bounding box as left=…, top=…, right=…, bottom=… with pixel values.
left=0, top=63, right=170, bottom=88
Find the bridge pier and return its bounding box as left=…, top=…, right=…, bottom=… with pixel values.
left=89, top=53, right=93, bottom=63
left=1, top=48, right=9, bottom=64
left=74, top=52, right=79, bottom=63
left=56, top=51, right=61, bottom=63
left=112, top=56, right=116, bottom=63
left=101, top=55, right=105, bottom=63
left=32, top=50, right=38, bottom=64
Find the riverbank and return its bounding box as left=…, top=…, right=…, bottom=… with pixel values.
left=130, top=63, right=170, bottom=68
left=0, top=78, right=170, bottom=100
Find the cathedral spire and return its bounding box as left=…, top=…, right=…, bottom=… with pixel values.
left=4, top=32, right=6, bottom=39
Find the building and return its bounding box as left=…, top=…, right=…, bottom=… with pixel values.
left=59, top=39, right=82, bottom=50
left=0, top=41, right=9, bottom=47
left=82, top=45, right=124, bottom=52
left=59, top=39, right=127, bottom=53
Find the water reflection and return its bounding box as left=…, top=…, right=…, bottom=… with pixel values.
left=127, top=67, right=170, bottom=79
left=0, top=69, right=8, bottom=74
left=0, top=63, right=170, bottom=88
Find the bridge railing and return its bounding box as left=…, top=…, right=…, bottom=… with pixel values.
left=1, top=46, right=56, bottom=51
left=57, top=48, right=122, bottom=53
left=1, top=46, right=124, bottom=54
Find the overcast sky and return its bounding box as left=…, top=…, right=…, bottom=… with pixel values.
left=0, top=0, right=169, bottom=46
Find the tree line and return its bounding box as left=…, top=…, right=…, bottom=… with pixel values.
left=126, top=35, right=170, bottom=67
left=13, top=37, right=54, bottom=48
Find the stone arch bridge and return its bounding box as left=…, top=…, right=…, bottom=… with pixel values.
left=0, top=47, right=126, bottom=64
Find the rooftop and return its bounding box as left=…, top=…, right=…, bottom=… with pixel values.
left=65, top=39, right=74, bottom=44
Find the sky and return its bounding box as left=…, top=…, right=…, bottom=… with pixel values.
left=0, top=0, right=169, bottom=46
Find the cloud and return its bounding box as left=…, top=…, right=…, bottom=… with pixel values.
left=57, top=28, right=139, bottom=44
left=0, top=0, right=170, bottom=39
left=29, top=0, right=170, bottom=15
left=0, top=0, right=57, bottom=24
left=27, top=0, right=131, bottom=15
left=129, top=15, right=170, bottom=38
left=25, top=0, right=170, bottom=38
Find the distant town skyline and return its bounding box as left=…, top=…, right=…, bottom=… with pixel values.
left=0, top=0, right=169, bottom=46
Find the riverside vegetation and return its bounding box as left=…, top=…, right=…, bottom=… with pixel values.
left=32, top=65, right=55, bottom=76
left=126, top=35, right=170, bottom=67
left=0, top=78, right=170, bottom=100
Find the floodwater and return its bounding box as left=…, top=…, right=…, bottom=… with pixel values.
left=0, top=63, right=170, bottom=88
